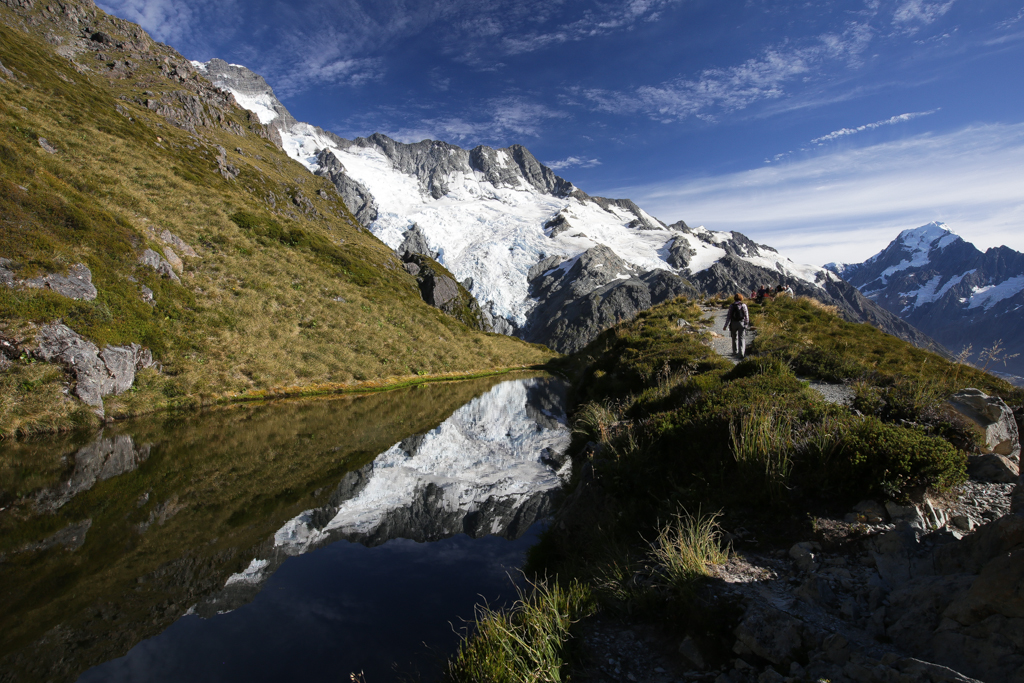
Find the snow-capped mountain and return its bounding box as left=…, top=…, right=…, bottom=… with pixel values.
left=827, top=222, right=1024, bottom=379
left=197, top=59, right=943, bottom=354
left=195, top=376, right=571, bottom=616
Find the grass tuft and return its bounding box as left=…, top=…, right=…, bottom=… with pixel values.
left=445, top=577, right=594, bottom=683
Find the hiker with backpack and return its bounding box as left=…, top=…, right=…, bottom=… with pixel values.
left=723, top=293, right=750, bottom=358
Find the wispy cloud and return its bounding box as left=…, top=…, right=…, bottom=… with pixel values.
left=810, top=110, right=937, bottom=144
left=385, top=98, right=569, bottom=146
left=499, top=0, right=681, bottom=55
left=892, top=0, right=957, bottom=30
left=611, top=123, right=1024, bottom=265
left=96, top=0, right=203, bottom=45
left=544, top=156, right=601, bottom=171
left=578, top=23, right=874, bottom=123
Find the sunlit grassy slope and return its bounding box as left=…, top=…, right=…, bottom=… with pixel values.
left=0, top=7, right=554, bottom=435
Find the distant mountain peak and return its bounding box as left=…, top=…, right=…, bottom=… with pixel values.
left=833, top=223, right=1024, bottom=379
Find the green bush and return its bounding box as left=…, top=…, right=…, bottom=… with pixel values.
left=837, top=417, right=966, bottom=500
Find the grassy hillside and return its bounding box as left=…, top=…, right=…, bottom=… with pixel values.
left=0, top=4, right=554, bottom=436
left=446, top=295, right=1024, bottom=681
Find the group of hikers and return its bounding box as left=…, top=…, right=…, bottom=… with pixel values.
left=723, top=283, right=794, bottom=358
left=752, top=282, right=794, bottom=303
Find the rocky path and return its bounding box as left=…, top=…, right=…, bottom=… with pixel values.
left=704, top=308, right=753, bottom=365
left=702, top=307, right=855, bottom=406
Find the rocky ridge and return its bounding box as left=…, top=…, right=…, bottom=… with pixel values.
left=827, top=223, right=1024, bottom=380
left=199, top=60, right=945, bottom=356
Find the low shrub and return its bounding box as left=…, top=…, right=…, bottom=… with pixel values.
left=836, top=417, right=966, bottom=500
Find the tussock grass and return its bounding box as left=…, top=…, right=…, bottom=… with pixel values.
left=730, top=404, right=794, bottom=503
left=0, top=20, right=555, bottom=434
left=445, top=577, right=594, bottom=683
left=649, top=509, right=729, bottom=596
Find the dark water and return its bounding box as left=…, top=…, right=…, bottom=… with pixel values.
left=0, top=374, right=570, bottom=683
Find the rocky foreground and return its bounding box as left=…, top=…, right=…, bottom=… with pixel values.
left=559, top=393, right=1023, bottom=683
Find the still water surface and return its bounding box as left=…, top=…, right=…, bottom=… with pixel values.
left=0, top=374, right=570, bottom=683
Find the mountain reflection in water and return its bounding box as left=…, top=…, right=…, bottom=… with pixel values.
left=0, top=374, right=570, bottom=683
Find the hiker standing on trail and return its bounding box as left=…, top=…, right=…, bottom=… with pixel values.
left=724, top=293, right=750, bottom=358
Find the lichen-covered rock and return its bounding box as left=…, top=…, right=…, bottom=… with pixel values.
left=1, top=259, right=98, bottom=300
left=159, top=229, right=197, bottom=257
left=139, top=248, right=180, bottom=283
left=32, top=322, right=154, bottom=413
left=162, top=246, right=183, bottom=273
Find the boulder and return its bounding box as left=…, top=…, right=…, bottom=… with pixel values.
left=162, top=246, right=183, bottom=273
left=420, top=272, right=460, bottom=309
left=139, top=248, right=180, bottom=283
left=949, top=388, right=1021, bottom=458
left=33, top=322, right=154, bottom=412
left=1, top=259, right=98, bottom=300
left=967, top=453, right=1019, bottom=483
left=732, top=603, right=807, bottom=666
left=159, top=229, right=197, bottom=257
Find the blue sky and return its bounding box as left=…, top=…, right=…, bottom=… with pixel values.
left=98, top=0, right=1024, bottom=265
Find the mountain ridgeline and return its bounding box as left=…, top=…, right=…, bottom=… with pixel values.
left=0, top=0, right=554, bottom=434
left=200, top=59, right=946, bottom=356
left=0, top=0, right=946, bottom=432
left=828, top=223, right=1024, bottom=381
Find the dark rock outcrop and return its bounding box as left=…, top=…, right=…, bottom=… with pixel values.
left=400, top=253, right=491, bottom=332
left=525, top=245, right=698, bottom=353
left=313, top=148, right=377, bottom=225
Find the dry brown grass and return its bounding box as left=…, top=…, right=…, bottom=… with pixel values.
left=0, top=16, right=556, bottom=434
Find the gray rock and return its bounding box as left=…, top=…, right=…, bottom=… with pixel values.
left=678, top=635, right=705, bottom=669
left=949, top=388, right=1021, bottom=458
left=886, top=501, right=928, bottom=533
left=18, top=262, right=98, bottom=300
left=402, top=261, right=420, bottom=276
left=139, top=248, right=180, bottom=283
left=732, top=603, right=806, bottom=665
left=140, top=285, right=154, bottom=305
left=666, top=235, right=697, bottom=269
left=162, top=246, right=183, bottom=273
left=398, top=224, right=435, bottom=259
left=789, top=541, right=819, bottom=572
left=543, top=213, right=571, bottom=238
left=38, top=137, right=57, bottom=154
left=159, top=229, right=197, bottom=257
left=33, top=322, right=154, bottom=412
left=421, top=272, right=460, bottom=309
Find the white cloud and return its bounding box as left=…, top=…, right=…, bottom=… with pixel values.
left=96, top=0, right=199, bottom=44
left=893, top=0, right=957, bottom=28
left=579, top=23, right=874, bottom=122
left=386, top=98, right=568, bottom=145
left=609, top=123, right=1024, bottom=265
left=499, top=0, right=681, bottom=55
left=809, top=110, right=937, bottom=144
left=544, top=156, right=601, bottom=171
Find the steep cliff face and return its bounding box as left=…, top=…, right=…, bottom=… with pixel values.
left=828, top=223, right=1024, bottom=378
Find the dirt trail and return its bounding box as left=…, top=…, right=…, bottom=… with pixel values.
left=703, top=307, right=754, bottom=365
left=701, top=306, right=855, bottom=405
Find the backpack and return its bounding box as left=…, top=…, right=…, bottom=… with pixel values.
left=728, top=302, right=746, bottom=328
